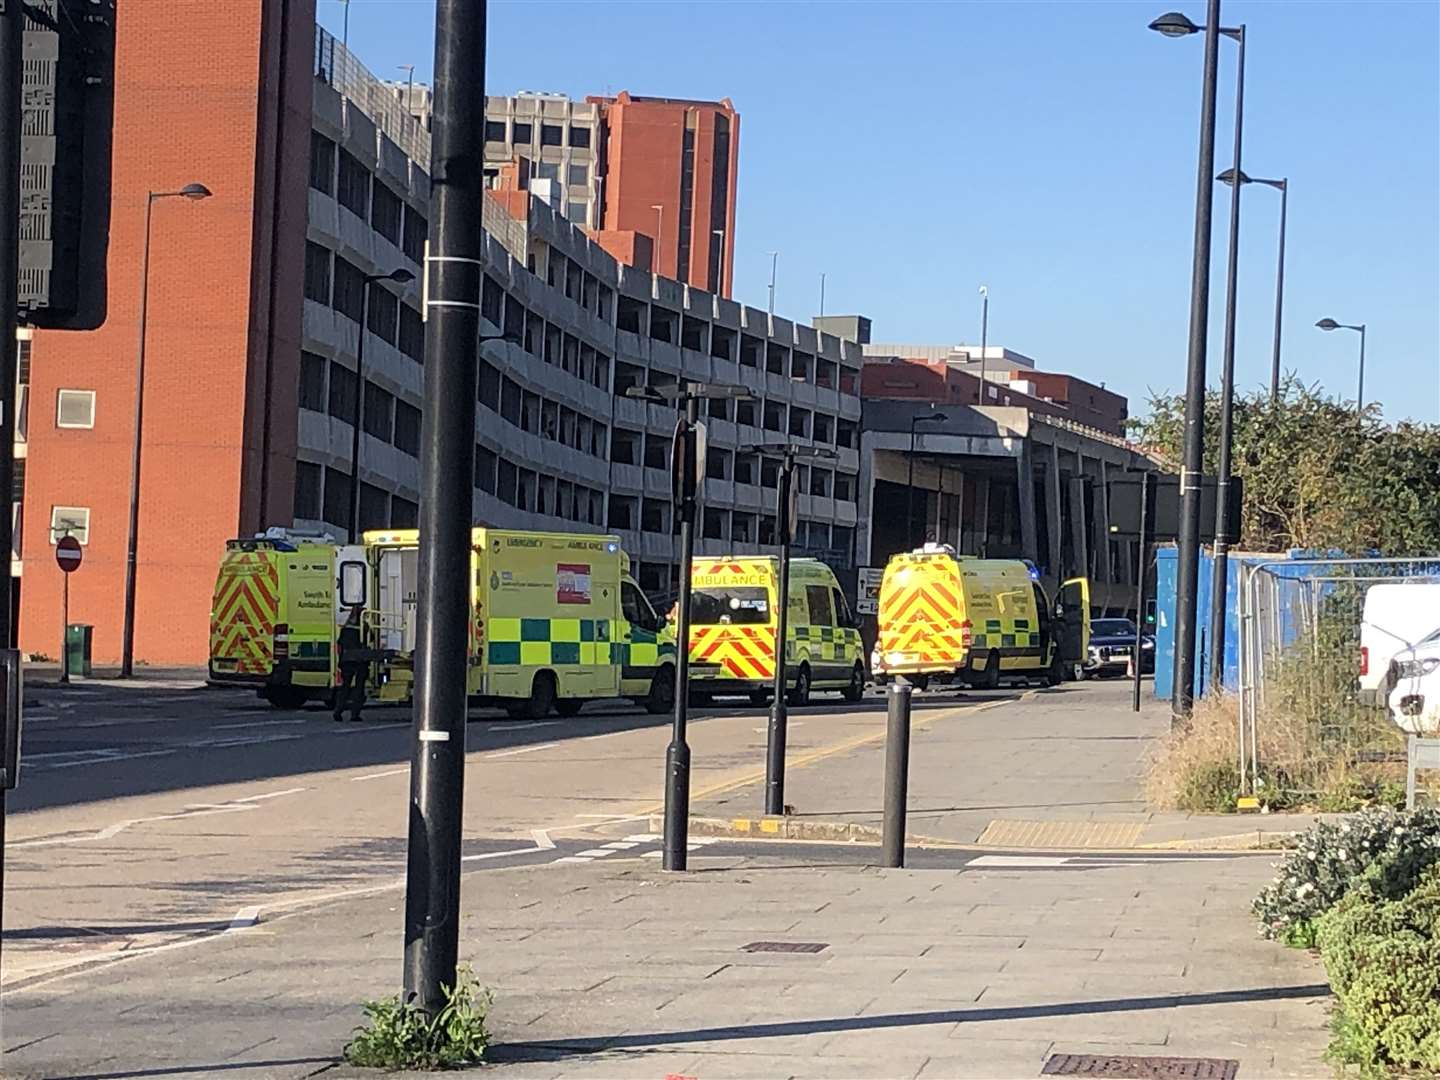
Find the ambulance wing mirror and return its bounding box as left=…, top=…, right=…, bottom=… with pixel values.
left=339, top=561, right=368, bottom=608
left=0, top=648, right=22, bottom=790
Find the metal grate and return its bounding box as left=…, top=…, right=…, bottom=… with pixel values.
left=1043, top=1055, right=1239, bottom=1080
left=740, top=941, right=828, bottom=954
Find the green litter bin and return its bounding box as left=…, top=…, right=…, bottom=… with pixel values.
left=65, top=624, right=93, bottom=677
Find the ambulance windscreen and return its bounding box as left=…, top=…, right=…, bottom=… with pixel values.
left=692, top=587, right=770, bottom=625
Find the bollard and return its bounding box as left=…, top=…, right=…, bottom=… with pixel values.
left=882, top=680, right=913, bottom=868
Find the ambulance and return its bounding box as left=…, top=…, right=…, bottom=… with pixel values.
left=208, top=528, right=368, bottom=708
left=365, top=528, right=675, bottom=718
left=688, top=557, right=866, bottom=705
left=877, top=545, right=1089, bottom=687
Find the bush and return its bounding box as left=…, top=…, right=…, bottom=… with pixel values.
left=1252, top=808, right=1440, bottom=943
left=344, top=965, right=492, bottom=1070
left=1317, top=865, right=1440, bottom=1072
left=1176, top=760, right=1241, bottom=813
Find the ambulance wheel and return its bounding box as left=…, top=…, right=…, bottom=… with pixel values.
left=980, top=651, right=1002, bottom=690
left=787, top=664, right=811, bottom=708
left=842, top=663, right=865, bottom=703
left=645, top=665, right=675, bottom=715
left=554, top=699, right=585, bottom=717
left=749, top=690, right=773, bottom=706
left=908, top=674, right=930, bottom=692
left=517, top=672, right=557, bottom=720
left=264, top=685, right=308, bottom=710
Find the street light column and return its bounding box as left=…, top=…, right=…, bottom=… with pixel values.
left=1357, top=324, right=1366, bottom=410
left=1269, top=179, right=1288, bottom=402
left=348, top=280, right=371, bottom=540
left=1208, top=23, right=1246, bottom=693
left=765, top=454, right=794, bottom=816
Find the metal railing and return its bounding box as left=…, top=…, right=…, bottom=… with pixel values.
left=315, top=26, right=430, bottom=169
left=1236, top=556, right=1440, bottom=798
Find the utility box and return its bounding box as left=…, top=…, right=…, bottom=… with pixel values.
left=65, top=624, right=93, bottom=677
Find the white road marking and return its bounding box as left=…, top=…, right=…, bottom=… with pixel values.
left=213, top=719, right=309, bottom=730
left=236, top=787, right=308, bottom=803
left=624, top=833, right=659, bottom=843
left=488, top=721, right=560, bottom=732
left=969, top=855, right=1073, bottom=868
left=603, top=841, right=640, bottom=850
left=641, top=850, right=663, bottom=859
left=691, top=838, right=719, bottom=846
left=553, top=855, right=592, bottom=863
left=227, top=907, right=261, bottom=931
left=351, top=767, right=408, bottom=782
left=575, top=848, right=617, bottom=858
left=11, top=802, right=258, bottom=849
left=531, top=828, right=555, bottom=850
left=459, top=847, right=536, bottom=863
left=484, top=743, right=557, bottom=759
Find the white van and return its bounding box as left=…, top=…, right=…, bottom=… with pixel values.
left=1358, top=583, right=1440, bottom=706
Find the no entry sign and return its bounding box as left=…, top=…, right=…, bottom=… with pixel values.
left=55, top=535, right=83, bottom=574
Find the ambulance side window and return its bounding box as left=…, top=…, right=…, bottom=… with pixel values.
left=621, top=581, right=645, bottom=627
left=833, top=587, right=857, bottom=629
left=1032, top=583, right=1052, bottom=636
left=805, top=584, right=834, bottom=627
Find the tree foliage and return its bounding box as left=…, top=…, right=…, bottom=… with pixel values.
left=1130, top=378, right=1440, bottom=555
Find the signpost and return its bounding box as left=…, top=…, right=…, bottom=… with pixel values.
left=856, top=567, right=884, bottom=617
left=56, top=535, right=82, bottom=684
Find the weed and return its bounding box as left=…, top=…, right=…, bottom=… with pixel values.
left=343, top=965, right=491, bottom=1070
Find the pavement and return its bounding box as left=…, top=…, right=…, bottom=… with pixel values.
left=0, top=675, right=1335, bottom=1078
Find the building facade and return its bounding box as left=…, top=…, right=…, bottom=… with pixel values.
left=15, top=14, right=851, bottom=664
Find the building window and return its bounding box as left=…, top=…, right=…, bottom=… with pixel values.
left=497, top=459, right=517, bottom=505
left=392, top=496, right=418, bottom=528
left=322, top=468, right=351, bottom=529
left=477, top=359, right=500, bottom=410
left=337, top=149, right=370, bottom=220
left=567, top=164, right=587, bottom=187
left=359, top=483, right=389, bottom=531
left=540, top=123, right=562, bottom=147
left=481, top=275, right=502, bottom=326
left=333, top=257, right=365, bottom=323
left=834, top=472, right=855, bottom=502
left=394, top=401, right=421, bottom=456
left=294, top=461, right=322, bottom=519
left=474, top=444, right=496, bottom=493
left=810, top=468, right=832, bottom=497
left=328, top=362, right=358, bottom=421
left=535, top=161, right=559, bottom=182
left=399, top=304, right=424, bottom=363
left=55, top=389, right=95, bottom=429
left=703, top=508, right=726, bottom=541
left=368, top=286, right=399, bottom=345
left=565, top=200, right=587, bottom=225
left=363, top=382, right=394, bottom=441
left=309, top=131, right=335, bottom=195
left=512, top=120, right=532, bottom=144
left=299, top=353, right=327, bottom=412
left=643, top=433, right=670, bottom=471
left=304, top=242, right=331, bottom=304
left=485, top=119, right=506, bottom=143
left=403, top=206, right=427, bottom=263
left=569, top=125, right=591, bottom=148
left=49, top=505, right=89, bottom=544
left=371, top=183, right=402, bottom=244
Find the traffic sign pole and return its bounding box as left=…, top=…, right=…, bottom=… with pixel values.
left=60, top=573, right=68, bottom=685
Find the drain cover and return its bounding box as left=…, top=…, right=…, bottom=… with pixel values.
left=740, top=941, right=828, bottom=954
left=1042, top=1055, right=1239, bottom=1079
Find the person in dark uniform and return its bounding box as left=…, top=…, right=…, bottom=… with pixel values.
left=333, top=605, right=367, bottom=723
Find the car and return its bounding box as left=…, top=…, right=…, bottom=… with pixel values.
left=1084, top=617, right=1154, bottom=677
left=1358, top=583, right=1440, bottom=707
left=1387, top=628, right=1440, bottom=735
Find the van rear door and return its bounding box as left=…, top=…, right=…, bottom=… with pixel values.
left=1057, top=577, right=1091, bottom=666
left=376, top=545, right=418, bottom=655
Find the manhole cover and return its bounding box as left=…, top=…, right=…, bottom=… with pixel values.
left=1042, top=1055, right=1239, bottom=1079
left=740, top=941, right=828, bottom=954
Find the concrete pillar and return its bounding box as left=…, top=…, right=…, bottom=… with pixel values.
left=1068, top=473, right=1088, bottom=581
left=1046, top=443, right=1063, bottom=579
left=857, top=432, right=877, bottom=566
left=973, top=475, right=991, bottom=557
left=1093, top=459, right=1112, bottom=584
left=1016, top=444, right=1039, bottom=565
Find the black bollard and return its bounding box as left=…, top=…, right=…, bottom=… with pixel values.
left=881, top=680, right=913, bottom=868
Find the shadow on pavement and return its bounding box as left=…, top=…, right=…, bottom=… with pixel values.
left=489, top=983, right=1333, bottom=1062
left=41, top=1059, right=338, bottom=1080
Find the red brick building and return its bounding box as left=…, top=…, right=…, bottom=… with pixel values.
left=20, top=0, right=314, bottom=665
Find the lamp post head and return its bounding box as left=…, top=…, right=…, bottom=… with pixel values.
left=1217, top=167, right=1251, bottom=186
left=179, top=183, right=212, bottom=200
left=1149, top=11, right=1200, bottom=36
left=1316, top=318, right=1341, bottom=332
left=386, top=268, right=415, bottom=285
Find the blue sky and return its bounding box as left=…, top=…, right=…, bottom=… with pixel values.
left=321, top=1, right=1439, bottom=424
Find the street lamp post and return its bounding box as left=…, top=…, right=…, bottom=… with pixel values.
left=977, top=285, right=990, bottom=400
left=119, top=183, right=212, bottom=678
left=626, top=380, right=753, bottom=871
left=907, top=412, right=949, bottom=548
left=759, top=444, right=837, bottom=817
left=1219, top=171, right=1289, bottom=402
left=712, top=228, right=725, bottom=294
left=767, top=251, right=778, bottom=316
left=1204, top=20, right=1245, bottom=695
left=1316, top=319, right=1367, bottom=410
left=1149, top=3, right=1225, bottom=720
left=347, top=268, right=416, bottom=539
left=650, top=204, right=664, bottom=276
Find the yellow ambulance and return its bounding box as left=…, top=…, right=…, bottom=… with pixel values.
left=877, top=545, right=1089, bottom=688
left=208, top=529, right=368, bottom=708
left=365, top=528, right=675, bottom=719
left=688, top=556, right=865, bottom=705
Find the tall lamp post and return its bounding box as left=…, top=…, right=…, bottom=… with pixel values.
left=120, top=183, right=213, bottom=678
left=1149, top=4, right=1224, bottom=720
left=1219, top=170, right=1288, bottom=401
left=759, top=444, right=837, bottom=817
left=712, top=228, right=726, bottom=295
left=626, top=380, right=752, bottom=871
left=1316, top=318, right=1367, bottom=410
left=767, top=251, right=779, bottom=316
left=650, top=204, right=664, bottom=276
left=977, top=285, right=990, bottom=398
left=347, top=268, right=416, bottom=539
left=907, top=411, right=948, bottom=548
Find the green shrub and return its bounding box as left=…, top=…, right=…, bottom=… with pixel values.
left=344, top=965, right=492, bottom=1070
left=1252, top=808, right=1440, bottom=943
left=1317, top=865, right=1440, bottom=1072
left=1176, top=760, right=1241, bottom=813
